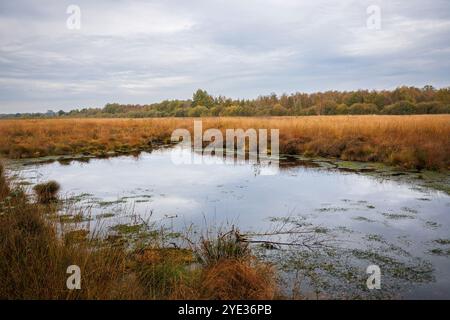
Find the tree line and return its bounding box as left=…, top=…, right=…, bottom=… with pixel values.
left=2, top=86, right=450, bottom=118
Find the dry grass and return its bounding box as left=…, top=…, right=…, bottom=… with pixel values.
left=172, top=259, right=277, bottom=300
left=0, top=116, right=449, bottom=169
left=33, top=181, right=60, bottom=204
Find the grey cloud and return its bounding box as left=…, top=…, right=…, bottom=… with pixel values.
left=0, top=0, right=449, bottom=112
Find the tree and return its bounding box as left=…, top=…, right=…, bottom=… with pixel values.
left=336, top=104, right=349, bottom=115
left=383, top=101, right=417, bottom=114
left=188, top=105, right=209, bottom=117
left=270, top=104, right=288, bottom=116
left=348, top=103, right=378, bottom=115
left=192, top=89, right=214, bottom=108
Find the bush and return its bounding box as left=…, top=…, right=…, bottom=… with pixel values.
left=416, top=101, right=450, bottom=114
left=33, top=181, right=60, bottom=204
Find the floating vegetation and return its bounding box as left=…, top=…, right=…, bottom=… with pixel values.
left=95, top=212, right=116, bottom=219
left=433, top=239, right=450, bottom=245
left=428, top=248, right=450, bottom=256
left=256, top=214, right=436, bottom=299
left=381, top=212, right=415, bottom=220
left=56, top=213, right=92, bottom=223
left=65, top=193, right=95, bottom=203
left=314, top=227, right=329, bottom=234
left=424, top=221, right=442, bottom=229
left=110, top=223, right=144, bottom=235
left=316, top=207, right=349, bottom=213
left=333, top=226, right=354, bottom=234
left=135, top=199, right=151, bottom=203
left=401, top=207, right=418, bottom=214
left=97, top=199, right=127, bottom=207
left=365, top=234, right=384, bottom=242
left=351, top=249, right=434, bottom=283
left=352, top=216, right=376, bottom=223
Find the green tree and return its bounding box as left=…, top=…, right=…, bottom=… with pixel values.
left=348, top=103, right=379, bottom=115
left=192, top=89, right=214, bottom=108
left=188, top=105, right=210, bottom=117
left=383, top=101, right=417, bottom=114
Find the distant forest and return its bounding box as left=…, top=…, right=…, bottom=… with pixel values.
left=2, top=86, right=450, bottom=118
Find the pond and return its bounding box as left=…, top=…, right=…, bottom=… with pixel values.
left=8, top=146, right=450, bottom=299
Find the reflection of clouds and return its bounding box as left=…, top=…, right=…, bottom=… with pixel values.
left=15, top=148, right=450, bottom=242
left=150, top=196, right=201, bottom=215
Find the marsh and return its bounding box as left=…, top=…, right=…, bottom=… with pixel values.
left=8, top=145, right=450, bottom=299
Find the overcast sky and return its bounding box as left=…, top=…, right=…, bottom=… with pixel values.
left=0, top=0, right=449, bottom=113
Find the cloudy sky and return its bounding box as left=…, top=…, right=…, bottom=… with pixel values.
left=0, top=0, right=449, bottom=113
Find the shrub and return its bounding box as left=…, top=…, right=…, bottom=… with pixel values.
left=33, top=181, right=60, bottom=204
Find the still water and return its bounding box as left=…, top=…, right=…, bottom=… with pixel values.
left=11, top=146, right=450, bottom=299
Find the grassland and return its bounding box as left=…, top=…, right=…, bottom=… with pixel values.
left=1, top=115, right=449, bottom=170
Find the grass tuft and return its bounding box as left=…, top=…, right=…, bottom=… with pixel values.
left=33, top=181, right=60, bottom=204
left=195, top=228, right=251, bottom=266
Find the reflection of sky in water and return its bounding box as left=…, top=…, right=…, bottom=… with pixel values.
left=15, top=147, right=450, bottom=299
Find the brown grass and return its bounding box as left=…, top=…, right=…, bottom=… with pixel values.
left=197, top=259, right=277, bottom=300
left=33, top=181, right=60, bottom=204
left=0, top=115, right=449, bottom=169
left=171, top=259, right=277, bottom=300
